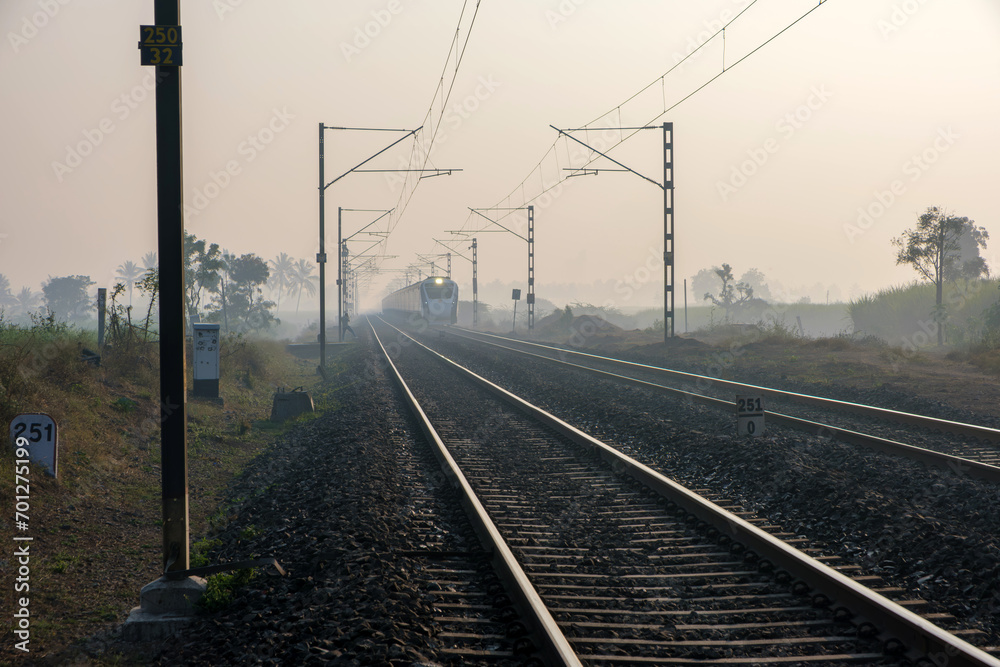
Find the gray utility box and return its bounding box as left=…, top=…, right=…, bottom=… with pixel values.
left=192, top=324, right=221, bottom=399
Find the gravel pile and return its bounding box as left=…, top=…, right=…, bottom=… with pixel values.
left=132, top=342, right=516, bottom=666
left=431, top=333, right=1000, bottom=647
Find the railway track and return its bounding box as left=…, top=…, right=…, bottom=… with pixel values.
left=393, top=420, right=532, bottom=664
left=370, top=317, right=1000, bottom=666
left=439, top=327, right=1000, bottom=481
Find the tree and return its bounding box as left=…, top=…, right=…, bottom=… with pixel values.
left=213, top=250, right=236, bottom=331
left=703, top=263, right=754, bottom=322
left=42, top=275, right=95, bottom=322
left=0, top=274, right=14, bottom=310
left=183, top=233, right=224, bottom=322
left=893, top=206, right=988, bottom=345
left=116, top=260, right=144, bottom=306
left=291, top=259, right=317, bottom=315
left=268, top=252, right=296, bottom=312
left=738, top=268, right=772, bottom=301
left=12, top=286, right=41, bottom=317
left=142, top=251, right=157, bottom=271
left=945, top=222, right=990, bottom=282
left=690, top=267, right=721, bottom=303
left=208, top=253, right=276, bottom=332
left=228, top=254, right=275, bottom=330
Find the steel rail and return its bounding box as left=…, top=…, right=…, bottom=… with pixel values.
left=450, top=327, right=1000, bottom=444
left=443, top=328, right=1000, bottom=483
left=381, top=318, right=1000, bottom=667
left=367, top=320, right=582, bottom=667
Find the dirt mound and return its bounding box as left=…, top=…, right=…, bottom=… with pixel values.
left=535, top=313, right=623, bottom=343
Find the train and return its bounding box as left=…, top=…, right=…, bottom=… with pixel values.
left=382, top=276, right=459, bottom=325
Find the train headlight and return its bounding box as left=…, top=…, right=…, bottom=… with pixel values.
left=435, top=277, right=443, bottom=284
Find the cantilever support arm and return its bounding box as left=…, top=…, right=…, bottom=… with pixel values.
left=343, top=208, right=394, bottom=242
left=468, top=208, right=527, bottom=242
left=324, top=128, right=420, bottom=190
left=435, top=239, right=471, bottom=262
left=551, top=125, right=662, bottom=189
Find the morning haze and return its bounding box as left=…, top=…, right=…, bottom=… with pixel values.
left=1, top=0, right=997, bottom=317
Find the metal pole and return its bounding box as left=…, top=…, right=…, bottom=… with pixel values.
left=527, top=206, right=535, bottom=331
left=347, top=254, right=353, bottom=317
left=338, top=207, right=343, bottom=343
left=154, top=0, right=188, bottom=574
left=472, top=238, right=478, bottom=327
left=318, top=123, right=327, bottom=372
left=684, top=278, right=688, bottom=333
left=342, top=242, right=348, bottom=331
left=97, top=288, right=106, bottom=349
left=345, top=260, right=351, bottom=318
left=663, top=122, right=674, bottom=341
left=447, top=253, right=452, bottom=279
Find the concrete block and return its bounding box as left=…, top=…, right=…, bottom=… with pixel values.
left=121, top=576, right=206, bottom=642
left=122, top=608, right=199, bottom=642
left=139, top=575, right=207, bottom=614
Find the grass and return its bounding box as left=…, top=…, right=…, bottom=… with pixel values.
left=0, top=318, right=352, bottom=662
left=848, top=278, right=1000, bottom=345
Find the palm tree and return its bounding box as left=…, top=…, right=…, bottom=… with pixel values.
left=0, top=273, right=14, bottom=310
left=141, top=252, right=157, bottom=271
left=116, top=260, right=145, bottom=306
left=268, top=252, right=295, bottom=313
left=291, top=259, right=317, bottom=315
left=12, top=286, right=41, bottom=316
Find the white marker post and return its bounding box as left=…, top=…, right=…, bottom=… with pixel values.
left=192, top=323, right=221, bottom=401
left=10, top=413, right=58, bottom=476
left=736, top=395, right=765, bottom=438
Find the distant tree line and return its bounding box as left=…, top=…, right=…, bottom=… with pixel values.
left=0, top=240, right=318, bottom=335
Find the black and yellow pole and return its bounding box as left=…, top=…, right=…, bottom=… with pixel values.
left=318, top=124, right=327, bottom=373
left=149, top=0, right=188, bottom=574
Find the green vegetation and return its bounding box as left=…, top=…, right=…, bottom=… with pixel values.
left=198, top=568, right=256, bottom=613
left=239, top=524, right=262, bottom=540
left=191, top=537, right=224, bottom=568
left=848, top=279, right=1000, bottom=346
left=41, top=275, right=96, bottom=323
left=0, top=312, right=94, bottom=440
left=892, top=206, right=988, bottom=345
left=185, top=231, right=286, bottom=333
left=0, top=313, right=350, bottom=659
left=700, top=263, right=758, bottom=322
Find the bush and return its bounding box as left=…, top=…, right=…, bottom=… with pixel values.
left=198, top=568, right=256, bottom=613
left=0, top=314, right=95, bottom=446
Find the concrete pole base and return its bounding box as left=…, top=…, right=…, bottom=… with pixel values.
left=122, top=576, right=206, bottom=642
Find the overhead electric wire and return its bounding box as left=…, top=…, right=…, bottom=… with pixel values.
left=384, top=0, right=484, bottom=238
left=351, top=0, right=483, bottom=293
left=581, top=0, right=762, bottom=129
left=377, top=0, right=831, bottom=299
left=457, top=0, right=831, bottom=233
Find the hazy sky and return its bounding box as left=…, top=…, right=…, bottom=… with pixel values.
left=2, top=0, right=999, bottom=311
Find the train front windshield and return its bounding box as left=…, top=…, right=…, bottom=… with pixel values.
left=424, top=286, right=453, bottom=300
